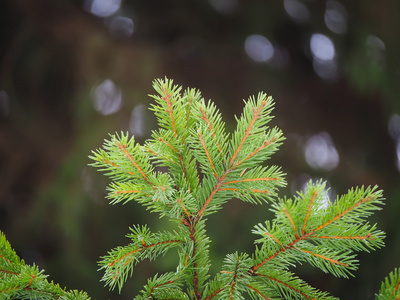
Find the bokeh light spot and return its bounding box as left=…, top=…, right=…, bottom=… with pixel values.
left=129, top=104, right=147, bottom=138
left=304, top=132, right=339, bottom=171
left=210, top=0, right=239, bottom=14
left=310, top=34, right=335, bottom=61
left=244, top=34, right=274, bottom=63
left=313, top=59, right=338, bottom=81
left=310, top=34, right=338, bottom=81
left=108, top=16, right=134, bottom=37
left=325, top=0, right=347, bottom=34
left=284, top=0, right=309, bottom=23
left=84, top=0, right=121, bottom=18
left=388, top=114, right=400, bottom=139
left=366, top=35, right=386, bottom=66
left=91, top=79, right=123, bottom=115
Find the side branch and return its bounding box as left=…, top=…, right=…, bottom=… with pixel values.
left=296, top=248, right=348, bottom=267
left=283, top=208, right=298, bottom=238
left=229, top=99, right=267, bottom=166
left=197, top=172, right=227, bottom=219
left=100, top=156, right=136, bottom=176
left=312, top=234, right=372, bottom=240
left=198, top=130, right=219, bottom=179
left=108, top=240, right=182, bottom=267
left=199, top=106, right=224, bottom=160
left=204, top=288, right=223, bottom=300
left=264, top=232, right=282, bottom=246
left=117, top=143, right=148, bottom=181
left=187, top=222, right=200, bottom=298
left=251, top=239, right=299, bottom=272
left=150, top=280, right=178, bottom=295
left=222, top=177, right=280, bottom=185
left=162, top=85, right=177, bottom=137
left=158, top=137, right=178, bottom=153
left=113, top=190, right=143, bottom=194
left=302, top=191, right=318, bottom=235
left=246, top=284, right=270, bottom=300
left=264, top=274, right=315, bottom=300
left=313, top=197, right=373, bottom=233
left=233, top=135, right=279, bottom=169
left=229, top=264, right=239, bottom=300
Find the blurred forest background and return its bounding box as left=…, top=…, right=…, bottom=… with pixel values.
left=1, top=0, right=400, bottom=299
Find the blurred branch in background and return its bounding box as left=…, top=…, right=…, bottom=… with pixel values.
left=1, top=0, right=400, bottom=299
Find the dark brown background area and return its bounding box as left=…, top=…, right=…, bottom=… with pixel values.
left=1, top=1, right=400, bottom=299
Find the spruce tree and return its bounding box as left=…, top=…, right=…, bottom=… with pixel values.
left=1, top=78, right=399, bottom=299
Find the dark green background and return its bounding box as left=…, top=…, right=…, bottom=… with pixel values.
left=1, top=1, right=400, bottom=299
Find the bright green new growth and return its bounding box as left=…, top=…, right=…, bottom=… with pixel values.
left=1, top=78, right=398, bottom=299
left=89, top=78, right=385, bottom=299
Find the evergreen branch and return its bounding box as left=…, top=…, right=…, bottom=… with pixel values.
left=88, top=78, right=389, bottom=298
left=232, top=128, right=284, bottom=170
left=198, top=104, right=225, bottom=161
left=302, top=191, right=318, bottom=235
left=245, top=284, right=271, bottom=299
left=149, top=78, right=183, bottom=138
left=107, top=181, right=149, bottom=204
left=90, top=149, right=136, bottom=181
left=296, top=247, right=349, bottom=267
left=229, top=93, right=270, bottom=166
left=106, top=172, right=176, bottom=218
left=191, top=95, right=284, bottom=217
left=197, top=129, right=219, bottom=179
left=99, top=225, right=184, bottom=292
left=90, top=132, right=153, bottom=184
left=222, top=177, right=280, bottom=185
left=376, top=268, right=400, bottom=299
left=146, top=129, right=200, bottom=194
left=197, top=172, right=229, bottom=218
left=0, top=231, right=90, bottom=299
left=202, top=276, right=223, bottom=300
left=184, top=89, right=198, bottom=128
left=162, top=85, right=178, bottom=138
left=252, top=269, right=336, bottom=300
left=312, top=195, right=377, bottom=233
left=197, top=165, right=284, bottom=217
left=189, top=99, right=229, bottom=174
left=250, top=181, right=384, bottom=279
left=135, top=272, right=188, bottom=300
left=228, top=93, right=277, bottom=169
left=219, top=252, right=252, bottom=300
left=117, top=141, right=149, bottom=181
left=181, top=220, right=211, bottom=297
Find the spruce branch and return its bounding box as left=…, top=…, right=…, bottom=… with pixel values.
left=99, top=225, right=185, bottom=292
left=243, top=181, right=384, bottom=299
left=0, top=231, right=91, bottom=300
left=88, top=78, right=388, bottom=299
left=376, top=268, right=400, bottom=299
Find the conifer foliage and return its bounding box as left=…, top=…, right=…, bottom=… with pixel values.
left=89, top=78, right=384, bottom=299
left=1, top=78, right=398, bottom=299
left=0, top=232, right=90, bottom=299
